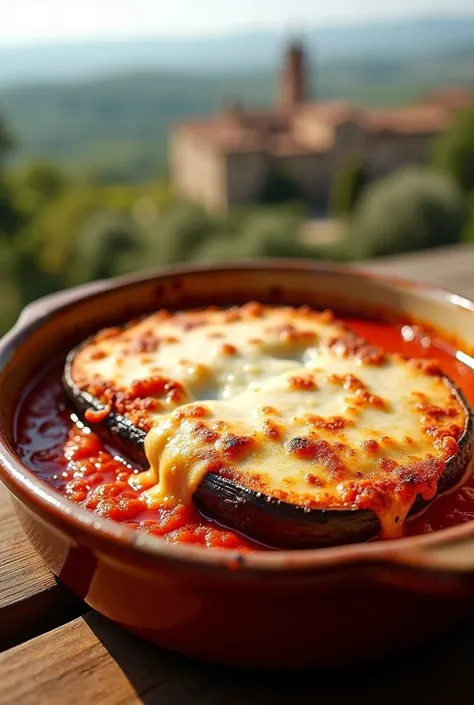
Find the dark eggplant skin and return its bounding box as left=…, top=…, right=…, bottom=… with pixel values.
left=63, top=344, right=474, bottom=549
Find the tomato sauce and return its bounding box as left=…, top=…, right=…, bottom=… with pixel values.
left=14, top=318, right=474, bottom=550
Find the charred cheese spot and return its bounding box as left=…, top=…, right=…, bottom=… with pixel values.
left=353, top=388, right=387, bottom=409
left=72, top=304, right=469, bottom=539
left=217, top=433, right=254, bottom=459
left=262, top=419, right=281, bottom=440
left=192, top=422, right=219, bottom=444
left=361, top=439, right=380, bottom=454
left=303, top=415, right=350, bottom=432
left=241, top=301, right=265, bottom=318
left=259, top=406, right=279, bottom=416
left=220, top=343, right=238, bottom=356
left=285, top=436, right=318, bottom=459
left=176, top=404, right=210, bottom=420
left=305, top=473, right=325, bottom=487
left=89, top=349, right=108, bottom=361
left=288, top=374, right=317, bottom=391
left=326, top=333, right=386, bottom=365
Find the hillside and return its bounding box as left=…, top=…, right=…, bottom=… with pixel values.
left=1, top=16, right=474, bottom=86
left=1, top=44, right=473, bottom=182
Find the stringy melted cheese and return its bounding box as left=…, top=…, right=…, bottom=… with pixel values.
left=72, top=303, right=468, bottom=538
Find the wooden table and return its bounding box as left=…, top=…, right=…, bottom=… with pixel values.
left=2, top=243, right=474, bottom=705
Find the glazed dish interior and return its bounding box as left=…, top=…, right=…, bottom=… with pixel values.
left=14, top=293, right=474, bottom=553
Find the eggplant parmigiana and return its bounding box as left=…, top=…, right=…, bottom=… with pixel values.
left=64, top=303, right=473, bottom=547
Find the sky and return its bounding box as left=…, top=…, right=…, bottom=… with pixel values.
left=2, top=0, right=474, bottom=46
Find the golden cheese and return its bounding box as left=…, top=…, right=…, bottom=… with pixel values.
left=73, top=304, right=344, bottom=412
left=72, top=303, right=469, bottom=538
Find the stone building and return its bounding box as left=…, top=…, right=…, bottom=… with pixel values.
left=170, top=43, right=472, bottom=212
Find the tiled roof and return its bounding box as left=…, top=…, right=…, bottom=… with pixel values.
left=295, top=100, right=355, bottom=125
left=360, top=105, right=450, bottom=135
left=174, top=88, right=471, bottom=155
left=271, top=133, right=316, bottom=156
left=422, top=86, right=473, bottom=110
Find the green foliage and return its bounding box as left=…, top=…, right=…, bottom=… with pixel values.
left=349, top=167, right=465, bottom=259
left=25, top=186, right=102, bottom=280
left=462, top=194, right=474, bottom=243
left=234, top=210, right=308, bottom=258
left=19, top=180, right=174, bottom=281
left=0, top=110, right=180, bottom=332
left=15, top=161, right=67, bottom=207
left=12, top=242, right=64, bottom=308
left=260, top=168, right=302, bottom=205
left=0, top=116, right=23, bottom=239
left=192, top=237, right=237, bottom=263
left=144, top=201, right=217, bottom=266
left=194, top=208, right=314, bottom=262
left=432, top=107, right=474, bottom=196
left=72, top=212, right=142, bottom=283
left=329, top=158, right=369, bottom=216
left=0, top=113, right=15, bottom=164
left=0, top=179, right=25, bottom=239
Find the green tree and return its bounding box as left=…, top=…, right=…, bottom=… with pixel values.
left=0, top=115, right=177, bottom=331
left=192, top=237, right=237, bottom=262
left=194, top=207, right=313, bottom=261
left=72, top=211, right=142, bottom=283
left=260, top=167, right=302, bottom=204
left=0, top=179, right=25, bottom=240
left=349, top=167, right=465, bottom=260
left=237, top=209, right=309, bottom=258
left=432, top=107, right=474, bottom=197
left=0, top=116, right=24, bottom=240
left=462, top=194, right=474, bottom=243
left=0, top=115, right=52, bottom=321
left=29, top=185, right=101, bottom=283
left=145, top=201, right=217, bottom=266
left=0, top=113, right=14, bottom=167
left=15, top=161, right=67, bottom=212
left=329, top=157, right=369, bottom=216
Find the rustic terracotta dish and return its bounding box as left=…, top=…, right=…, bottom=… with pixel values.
left=2, top=261, right=474, bottom=668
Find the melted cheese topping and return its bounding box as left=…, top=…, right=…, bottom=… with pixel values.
left=73, top=304, right=344, bottom=426
left=72, top=303, right=468, bottom=538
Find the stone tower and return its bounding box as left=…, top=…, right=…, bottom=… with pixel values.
left=279, top=41, right=309, bottom=111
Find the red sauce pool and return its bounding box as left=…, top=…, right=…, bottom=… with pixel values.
left=14, top=318, right=474, bottom=550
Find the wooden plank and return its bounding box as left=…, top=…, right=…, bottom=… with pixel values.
left=364, top=243, right=474, bottom=299
left=0, top=485, right=85, bottom=651
left=0, top=611, right=474, bottom=705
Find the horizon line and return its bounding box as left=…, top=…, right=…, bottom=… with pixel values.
left=1, top=11, right=474, bottom=51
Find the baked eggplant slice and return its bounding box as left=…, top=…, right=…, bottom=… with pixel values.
left=63, top=304, right=474, bottom=549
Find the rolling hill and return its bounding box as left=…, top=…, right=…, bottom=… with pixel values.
left=1, top=36, right=473, bottom=182
left=1, top=16, right=474, bottom=87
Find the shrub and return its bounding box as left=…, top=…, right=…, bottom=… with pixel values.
left=0, top=113, right=15, bottom=166
left=432, top=107, right=474, bottom=197
left=145, top=201, right=216, bottom=266
left=260, top=167, right=302, bottom=204
left=194, top=207, right=314, bottom=262
left=329, top=157, right=369, bottom=216
left=349, top=167, right=465, bottom=260
left=72, top=211, right=141, bottom=282
left=15, top=161, right=67, bottom=209
left=462, top=194, right=474, bottom=243
left=191, top=236, right=239, bottom=262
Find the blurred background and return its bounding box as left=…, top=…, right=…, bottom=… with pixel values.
left=0, top=0, right=473, bottom=332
